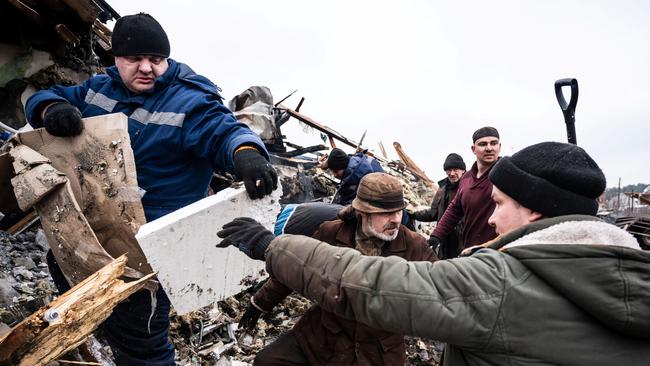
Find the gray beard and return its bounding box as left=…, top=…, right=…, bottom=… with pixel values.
left=366, top=219, right=399, bottom=242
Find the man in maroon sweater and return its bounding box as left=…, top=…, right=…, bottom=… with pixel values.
left=429, top=127, right=501, bottom=250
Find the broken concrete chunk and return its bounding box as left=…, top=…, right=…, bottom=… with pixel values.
left=136, top=186, right=282, bottom=315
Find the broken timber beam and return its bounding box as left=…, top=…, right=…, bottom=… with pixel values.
left=0, top=255, right=155, bottom=366
left=393, top=142, right=434, bottom=185
left=278, top=105, right=396, bottom=165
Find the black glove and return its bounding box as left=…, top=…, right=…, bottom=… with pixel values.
left=428, top=235, right=441, bottom=250
left=238, top=303, right=262, bottom=331
left=216, top=217, right=275, bottom=260
left=233, top=148, right=278, bottom=199
left=42, top=103, right=84, bottom=137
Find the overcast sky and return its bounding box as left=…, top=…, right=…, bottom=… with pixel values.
left=109, top=0, right=649, bottom=188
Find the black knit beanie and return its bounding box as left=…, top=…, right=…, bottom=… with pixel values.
left=327, top=148, right=350, bottom=171
left=472, top=126, right=500, bottom=142
left=112, top=13, right=170, bottom=57
left=489, top=141, right=606, bottom=217
left=443, top=153, right=466, bottom=171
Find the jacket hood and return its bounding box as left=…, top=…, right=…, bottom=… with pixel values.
left=495, top=215, right=650, bottom=338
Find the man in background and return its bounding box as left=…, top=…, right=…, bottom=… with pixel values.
left=410, top=153, right=466, bottom=258
left=430, top=127, right=500, bottom=250
left=325, top=148, right=383, bottom=205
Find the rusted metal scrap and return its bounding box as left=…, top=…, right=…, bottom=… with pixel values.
left=0, top=255, right=155, bottom=366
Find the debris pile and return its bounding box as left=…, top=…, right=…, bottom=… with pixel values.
left=0, top=229, right=54, bottom=331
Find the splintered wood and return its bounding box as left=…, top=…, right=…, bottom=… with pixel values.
left=0, top=255, right=155, bottom=366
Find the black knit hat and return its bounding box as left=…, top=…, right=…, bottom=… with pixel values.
left=472, top=126, right=500, bottom=142
left=443, top=153, right=466, bottom=171
left=489, top=141, right=606, bottom=217
left=327, top=148, right=350, bottom=171
left=112, top=13, right=170, bottom=57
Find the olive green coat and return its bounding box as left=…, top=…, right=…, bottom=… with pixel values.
left=266, top=215, right=650, bottom=366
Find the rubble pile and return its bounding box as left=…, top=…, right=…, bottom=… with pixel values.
left=170, top=283, right=442, bottom=366
left=170, top=287, right=312, bottom=365
left=0, top=229, right=56, bottom=332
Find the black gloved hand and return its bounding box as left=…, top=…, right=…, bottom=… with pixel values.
left=428, top=235, right=441, bottom=250
left=42, top=103, right=84, bottom=137
left=233, top=148, right=278, bottom=199
left=216, top=217, right=275, bottom=260
left=238, top=303, right=262, bottom=331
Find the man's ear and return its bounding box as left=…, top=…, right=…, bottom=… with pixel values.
left=529, top=211, right=544, bottom=223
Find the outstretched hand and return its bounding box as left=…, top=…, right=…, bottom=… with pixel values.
left=216, top=217, right=275, bottom=261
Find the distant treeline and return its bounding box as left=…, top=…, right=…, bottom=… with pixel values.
left=605, top=183, right=648, bottom=201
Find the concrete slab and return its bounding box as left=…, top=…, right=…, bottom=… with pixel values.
left=136, top=186, right=281, bottom=315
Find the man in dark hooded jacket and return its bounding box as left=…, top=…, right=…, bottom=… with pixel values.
left=261, top=141, right=650, bottom=366
left=411, top=153, right=466, bottom=258
left=325, top=148, right=384, bottom=205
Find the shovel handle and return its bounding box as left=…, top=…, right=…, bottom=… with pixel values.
left=554, top=78, right=578, bottom=112
left=554, top=78, right=579, bottom=144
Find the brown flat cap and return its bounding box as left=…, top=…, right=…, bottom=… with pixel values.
left=352, top=173, right=406, bottom=213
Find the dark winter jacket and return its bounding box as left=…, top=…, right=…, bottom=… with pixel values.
left=25, top=59, right=267, bottom=220
left=412, top=177, right=462, bottom=257
left=333, top=153, right=383, bottom=205
left=254, top=209, right=437, bottom=365
left=433, top=161, right=496, bottom=248
left=266, top=215, right=650, bottom=366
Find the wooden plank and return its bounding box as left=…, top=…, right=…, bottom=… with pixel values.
left=60, top=0, right=100, bottom=24
left=393, top=141, right=433, bottom=184
left=0, top=255, right=155, bottom=366
left=5, top=210, right=38, bottom=236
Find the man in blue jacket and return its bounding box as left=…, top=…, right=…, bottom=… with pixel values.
left=25, top=13, right=277, bottom=365
left=326, top=148, right=383, bottom=205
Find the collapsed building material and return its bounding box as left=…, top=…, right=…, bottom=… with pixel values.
left=0, top=255, right=155, bottom=366
left=5, top=210, right=38, bottom=236
left=7, top=143, right=144, bottom=285
left=14, top=114, right=152, bottom=275
left=5, top=113, right=153, bottom=287
left=229, top=86, right=288, bottom=153
left=393, top=141, right=434, bottom=184
left=277, top=105, right=363, bottom=152
left=0, top=0, right=117, bottom=130
left=135, top=187, right=282, bottom=315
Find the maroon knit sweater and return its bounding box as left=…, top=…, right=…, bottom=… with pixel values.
left=433, top=161, right=497, bottom=248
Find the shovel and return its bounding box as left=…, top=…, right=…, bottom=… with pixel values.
left=554, top=78, right=579, bottom=144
